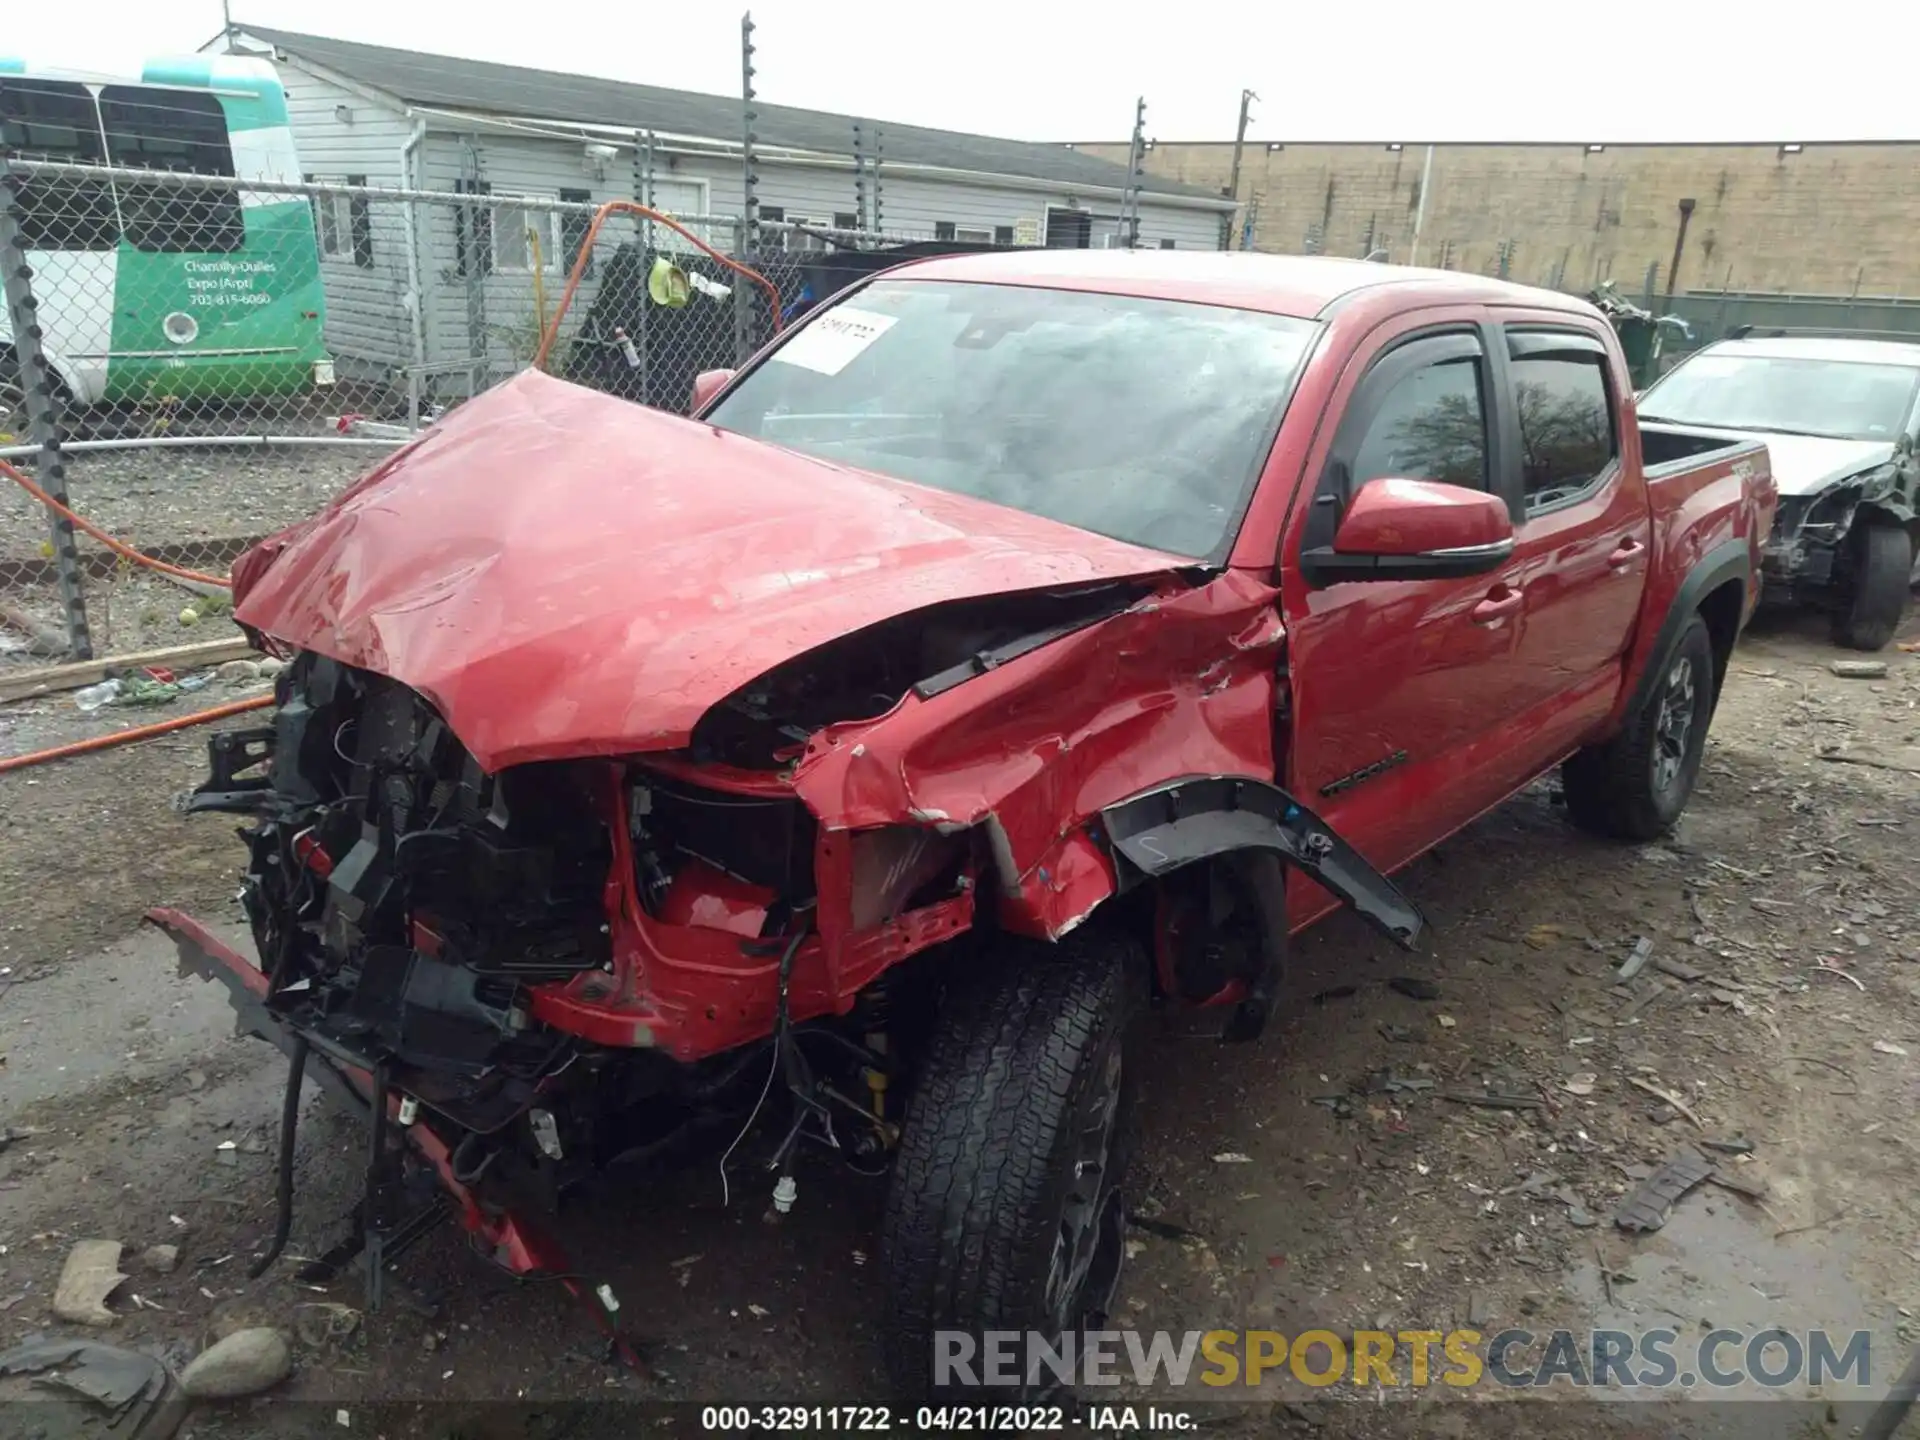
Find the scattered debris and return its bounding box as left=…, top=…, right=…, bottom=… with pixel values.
left=1627, top=1076, right=1705, bottom=1129
left=1872, top=1040, right=1909, bottom=1057
left=1388, top=977, right=1440, bottom=1001
left=1378, top=1023, right=1423, bottom=1044
left=1708, top=1169, right=1771, bottom=1202
left=1648, top=955, right=1707, bottom=983
left=1436, top=1014, right=1457, bottom=1029
left=1524, top=924, right=1570, bottom=950
left=1789, top=1055, right=1859, bottom=1094
left=137, top=1244, right=179, bottom=1275
left=294, top=1301, right=362, bottom=1346
left=1212, top=1152, right=1254, bottom=1164
left=179, top=1327, right=292, bottom=1399
left=746, top=1304, right=771, bottom=1320
left=1810, top=962, right=1867, bottom=992
left=1817, top=752, right=1920, bottom=777
left=1441, top=1090, right=1540, bottom=1110
left=1829, top=659, right=1888, bottom=679
left=1566, top=1205, right=1598, bottom=1228
left=0, top=1337, right=183, bottom=1434
left=1699, top=1137, right=1755, bottom=1156
left=1617, top=937, right=1655, bottom=982
left=1775, top=1208, right=1849, bottom=1241
left=1127, top=1214, right=1200, bottom=1242
left=1562, top=1073, right=1597, bottom=1096
left=51, top=1239, right=128, bottom=1326
left=1613, top=1146, right=1715, bottom=1233
left=1312, top=985, right=1358, bottom=1005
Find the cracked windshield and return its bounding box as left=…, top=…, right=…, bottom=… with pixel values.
left=707, top=279, right=1319, bottom=559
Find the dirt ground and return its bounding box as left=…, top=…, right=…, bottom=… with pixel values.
left=2, top=445, right=379, bottom=672
left=1, top=605, right=1917, bottom=1439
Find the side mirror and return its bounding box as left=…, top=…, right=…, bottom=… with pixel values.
left=691, top=367, right=736, bottom=413
left=1302, top=477, right=1514, bottom=585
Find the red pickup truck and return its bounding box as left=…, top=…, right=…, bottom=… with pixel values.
left=153, top=252, right=1774, bottom=1396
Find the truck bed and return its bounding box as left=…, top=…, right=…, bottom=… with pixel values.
left=1639, top=421, right=1767, bottom=479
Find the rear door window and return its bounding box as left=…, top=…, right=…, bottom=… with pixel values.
left=1505, top=331, right=1617, bottom=512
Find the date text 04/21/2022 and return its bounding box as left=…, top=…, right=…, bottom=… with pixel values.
left=699, top=1405, right=1197, bottom=1431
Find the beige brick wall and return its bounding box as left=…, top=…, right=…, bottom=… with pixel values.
left=1074, top=141, right=1920, bottom=296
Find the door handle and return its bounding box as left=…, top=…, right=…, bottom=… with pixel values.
left=1471, top=585, right=1524, bottom=624
left=1608, top=535, right=1647, bottom=569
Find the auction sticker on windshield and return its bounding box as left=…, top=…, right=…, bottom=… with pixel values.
left=773, top=306, right=898, bottom=375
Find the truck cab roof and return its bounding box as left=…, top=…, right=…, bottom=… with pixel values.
left=882, top=249, right=1599, bottom=322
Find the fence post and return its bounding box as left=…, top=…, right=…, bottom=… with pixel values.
left=0, top=165, right=92, bottom=660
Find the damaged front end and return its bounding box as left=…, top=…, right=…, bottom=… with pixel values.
left=148, top=373, right=1422, bottom=1333
left=1763, top=456, right=1918, bottom=604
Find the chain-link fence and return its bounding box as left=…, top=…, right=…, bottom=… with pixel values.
left=1, top=159, right=1006, bottom=684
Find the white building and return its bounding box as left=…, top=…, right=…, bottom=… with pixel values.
left=208, top=25, right=1236, bottom=396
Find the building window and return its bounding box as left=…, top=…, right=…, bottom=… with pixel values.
left=558, top=186, right=594, bottom=278
left=1159, top=238, right=1176, bottom=250
left=955, top=226, right=992, bottom=243
left=934, top=221, right=956, bottom=241
left=994, top=225, right=1014, bottom=245
left=638, top=179, right=707, bottom=254
left=304, top=175, right=374, bottom=268
left=493, top=193, right=558, bottom=273
left=833, top=212, right=859, bottom=229
left=759, top=204, right=785, bottom=222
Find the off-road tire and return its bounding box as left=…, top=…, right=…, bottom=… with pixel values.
left=1830, top=522, right=1913, bottom=653
left=1562, top=614, right=1716, bottom=841
left=879, top=927, right=1140, bottom=1403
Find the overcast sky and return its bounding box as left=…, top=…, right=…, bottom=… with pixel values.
left=8, top=0, right=1914, bottom=145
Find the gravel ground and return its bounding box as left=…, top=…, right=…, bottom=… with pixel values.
left=1, top=444, right=379, bottom=559
left=1, top=444, right=384, bottom=670
left=0, top=609, right=1916, bottom=1439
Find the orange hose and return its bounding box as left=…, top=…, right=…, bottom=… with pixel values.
left=533, top=200, right=783, bottom=372
left=0, top=694, right=272, bottom=775
left=1, top=456, right=233, bottom=588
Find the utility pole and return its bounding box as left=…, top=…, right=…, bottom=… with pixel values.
left=1120, top=97, right=1146, bottom=249
left=1407, top=143, right=1434, bottom=266
left=1222, top=89, right=1256, bottom=250
left=736, top=12, right=760, bottom=361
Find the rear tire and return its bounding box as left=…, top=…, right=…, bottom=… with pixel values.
left=880, top=927, right=1139, bottom=1403
left=1829, top=523, right=1913, bottom=653
left=1563, top=615, right=1716, bottom=841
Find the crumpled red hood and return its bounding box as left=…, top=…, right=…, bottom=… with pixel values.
left=234, top=371, right=1183, bottom=771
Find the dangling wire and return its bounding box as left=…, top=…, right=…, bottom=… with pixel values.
left=717, top=925, right=809, bottom=1207
left=247, top=1035, right=310, bottom=1279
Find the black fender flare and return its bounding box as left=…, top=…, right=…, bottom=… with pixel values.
left=1097, top=774, right=1423, bottom=949
left=1623, top=537, right=1749, bottom=723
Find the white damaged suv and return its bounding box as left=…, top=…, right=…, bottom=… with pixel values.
left=1638, top=331, right=1919, bottom=650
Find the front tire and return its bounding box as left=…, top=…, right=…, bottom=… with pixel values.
left=880, top=928, right=1138, bottom=1403
left=1563, top=614, right=1716, bottom=841
left=1830, top=523, right=1913, bottom=652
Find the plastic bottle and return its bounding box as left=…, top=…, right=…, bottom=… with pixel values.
left=73, top=679, right=122, bottom=712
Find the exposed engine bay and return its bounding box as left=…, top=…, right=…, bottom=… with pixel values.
left=184, top=652, right=958, bottom=1190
